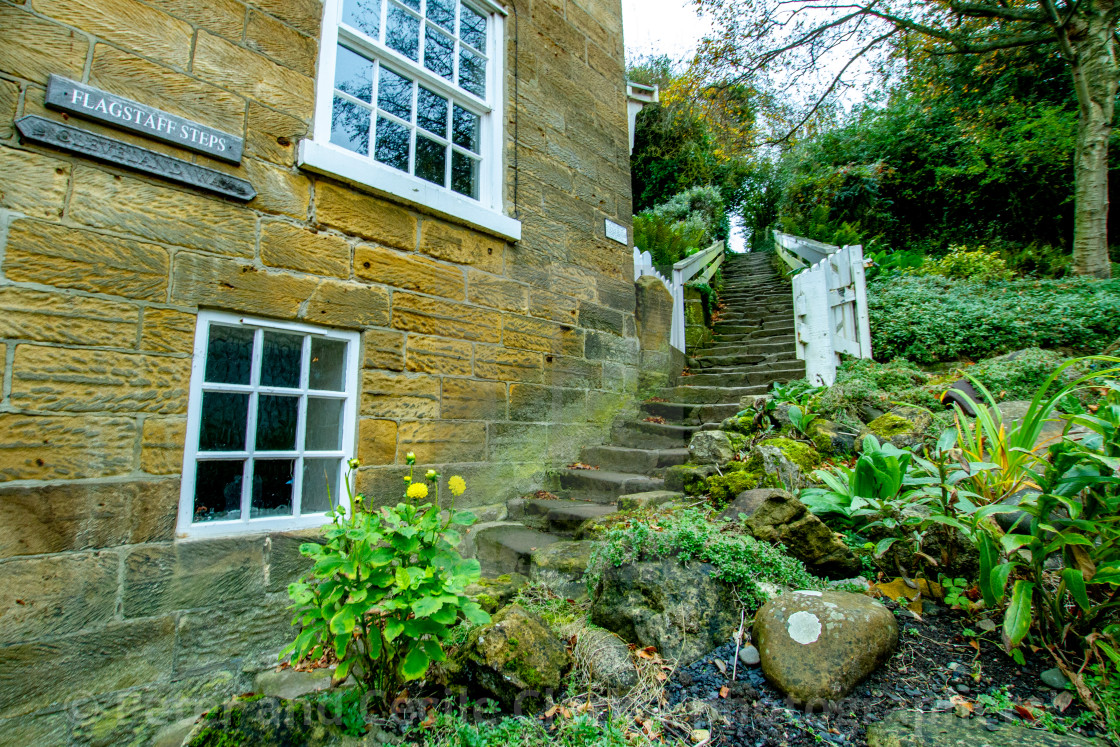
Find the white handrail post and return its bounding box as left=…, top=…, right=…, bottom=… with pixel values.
left=798, top=264, right=836, bottom=386
left=847, top=244, right=872, bottom=358
left=670, top=265, right=685, bottom=353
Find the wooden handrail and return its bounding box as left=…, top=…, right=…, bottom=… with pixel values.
left=670, top=241, right=725, bottom=352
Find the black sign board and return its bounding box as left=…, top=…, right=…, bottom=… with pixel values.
left=45, top=75, right=244, bottom=164
left=17, top=116, right=256, bottom=202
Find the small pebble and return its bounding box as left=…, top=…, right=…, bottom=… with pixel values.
left=739, top=645, right=761, bottom=666
left=1040, top=667, right=1069, bottom=690
left=954, top=683, right=970, bottom=695
left=933, top=699, right=953, bottom=711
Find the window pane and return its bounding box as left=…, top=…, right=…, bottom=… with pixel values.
left=417, top=88, right=448, bottom=136
left=459, top=48, right=486, bottom=97
left=398, top=0, right=419, bottom=9
left=204, top=326, right=254, bottom=385
left=460, top=4, right=486, bottom=50
left=199, top=391, right=249, bottom=451
left=342, top=0, right=381, bottom=38
left=261, top=331, right=303, bottom=388
left=377, top=66, right=413, bottom=120
left=302, top=458, right=341, bottom=513
left=416, top=135, right=446, bottom=186
left=331, top=96, right=371, bottom=155
left=251, top=459, right=294, bottom=517
left=386, top=5, right=420, bottom=60
left=423, top=26, right=454, bottom=80
left=306, top=398, right=344, bottom=451
left=452, top=105, right=479, bottom=152
left=335, top=45, right=374, bottom=101
left=194, top=460, right=244, bottom=522
left=451, top=150, right=479, bottom=199
left=426, top=0, right=454, bottom=31
left=256, top=395, right=299, bottom=451
left=375, top=116, right=410, bottom=171
left=309, top=338, right=347, bottom=391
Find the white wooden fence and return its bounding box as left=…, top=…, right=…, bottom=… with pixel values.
left=775, top=231, right=872, bottom=386
left=632, top=242, right=725, bottom=354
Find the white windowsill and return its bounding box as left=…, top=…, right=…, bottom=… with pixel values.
left=298, top=139, right=522, bottom=242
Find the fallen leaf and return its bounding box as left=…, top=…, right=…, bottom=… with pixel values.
left=714, top=658, right=727, bottom=674
left=1054, top=691, right=1074, bottom=712
left=719, top=686, right=730, bottom=698
left=543, top=705, right=560, bottom=719
left=636, top=646, right=658, bottom=659
left=559, top=706, right=572, bottom=719
left=978, top=618, right=997, bottom=632
left=1014, top=704, right=1036, bottom=721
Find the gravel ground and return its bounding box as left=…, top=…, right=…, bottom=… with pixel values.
left=664, top=599, right=1104, bottom=746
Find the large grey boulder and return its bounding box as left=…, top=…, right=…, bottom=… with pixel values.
left=590, top=560, right=739, bottom=666
left=860, top=405, right=933, bottom=449
left=688, top=430, right=736, bottom=464
left=754, top=590, right=898, bottom=706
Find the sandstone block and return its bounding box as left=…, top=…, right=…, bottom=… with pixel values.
left=396, top=421, right=487, bottom=464
left=548, top=424, right=604, bottom=462
left=315, top=181, right=417, bottom=250
left=246, top=102, right=307, bottom=166
left=0, top=413, right=137, bottom=481
left=172, top=252, right=319, bottom=318
left=0, top=286, right=139, bottom=348
left=542, top=355, right=602, bottom=389
left=405, top=334, right=472, bottom=376
left=266, top=529, right=322, bottom=593
left=175, top=600, right=292, bottom=675
left=585, top=329, right=639, bottom=365
left=0, top=79, right=19, bottom=140
left=503, top=314, right=584, bottom=356
left=141, top=307, right=198, bottom=354
left=71, top=167, right=256, bottom=258
left=360, top=370, right=439, bottom=418
left=361, top=328, right=406, bottom=371
left=192, top=30, right=314, bottom=118
left=419, top=218, right=504, bottom=273
left=0, top=551, right=119, bottom=645
left=597, top=275, right=637, bottom=312
left=142, top=0, right=245, bottom=38
left=468, top=270, right=529, bottom=312
left=11, top=345, right=190, bottom=414
left=586, top=390, right=627, bottom=424
left=357, top=418, right=397, bottom=466
left=355, top=244, right=466, bottom=300
left=0, top=4, right=89, bottom=84
left=243, top=157, right=311, bottom=219
left=90, top=44, right=246, bottom=134
left=245, top=10, right=317, bottom=76
left=547, top=262, right=598, bottom=303
left=509, top=384, right=585, bottom=423
left=246, top=0, right=323, bottom=36
left=0, top=148, right=70, bottom=220
left=302, top=278, right=391, bottom=328
left=391, top=292, right=502, bottom=343
left=141, top=416, right=187, bottom=474
left=122, top=538, right=266, bottom=618
left=0, top=712, right=69, bottom=747
left=579, top=302, right=626, bottom=336
left=486, top=422, right=548, bottom=464
left=528, top=288, right=580, bottom=323
left=35, top=0, right=194, bottom=67
left=441, top=377, right=507, bottom=421
left=473, top=344, right=542, bottom=383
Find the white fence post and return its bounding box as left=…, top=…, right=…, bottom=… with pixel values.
left=794, top=262, right=836, bottom=386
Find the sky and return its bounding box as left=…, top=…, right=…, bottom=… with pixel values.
left=621, top=0, right=711, bottom=66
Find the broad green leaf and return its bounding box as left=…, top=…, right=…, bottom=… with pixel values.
left=977, top=532, right=1001, bottom=607
left=383, top=617, right=404, bottom=643
left=400, top=645, right=431, bottom=681
left=451, top=510, right=478, bottom=526
left=874, top=537, right=899, bottom=557
left=333, top=658, right=352, bottom=683
left=461, top=601, right=491, bottom=625
left=1000, top=534, right=1035, bottom=554
left=313, top=555, right=345, bottom=576
left=329, top=606, right=358, bottom=635
left=991, top=563, right=1014, bottom=603
left=421, top=638, right=446, bottom=662
left=299, top=542, right=324, bottom=557
left=936, top=429, right=958, bottom=453
left=368, top=546, right=395, bottom=566
left=411, top=595, right=444, bottom=617
left=1003, top=580, right=1035, bottom=649
left=1062, top=568, right=1091, bottom=611
left=333, top=633, right=350, bottom=659
left=367, top=626, right=383, bottom=659
left=430, top=604, right=458, bottom=625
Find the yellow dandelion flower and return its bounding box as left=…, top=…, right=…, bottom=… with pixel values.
left=448, top=475, right=466, bottom=497
left=406, top=482, right=428, bottom=500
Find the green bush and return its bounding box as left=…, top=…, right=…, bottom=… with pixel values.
left=633, top=185, right=728, bottom=267
left=918, top=245, right=1015, bottom=282
left=961, top=348, right=1070, bottom=400
left=811, top=358, right=942, bottom=420
left=868, top=275, right=1120, bottom=363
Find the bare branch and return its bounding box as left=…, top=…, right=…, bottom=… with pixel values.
left=948, top=1, right=1048, bottom=22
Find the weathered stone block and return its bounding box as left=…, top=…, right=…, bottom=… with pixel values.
left=0, top=413, right=138, bottom=481
left=468, top=270, right=529, bottom=312
left=509, top=384, right=585, bottom=423
left=122, top=539, right=267, bottom=618
left=391, top=292, right=502, bottom=342
left=405, top=334, right=472, bottom=376
left=267, top=530, right=323, bottom=593
left=11, top=346, right=190, bottom=414
left=361, top=328, right=406, bottom=371
left=547, top=424, right=604, bottom=462
left=0, top=617, right=176, bottom=719
left=243, top=156, right=311, bottom=219
left=176, top=599, right=295, bottom=675
left=192, top=30, right=313, bottom=117
left=245, top=10, right=317, bottom=76
left=0, top=79, right=19, bottom=140
left=246, top=102, right=307, bottom=166
left=70, top=167, right=256, bottom=258
left=0, top=4, right=89, bottom=85
left=502, top=314, right=584, bottom=356
left=302, top=278, right=391, bottom=328
left=635, top=276, right=672, bottom=352
left=141, top=307, right=198, bottom=354
left=586, top=390, right=627, bottom=424
left=487, top=422, right=548, bottom=463
left=0, top=711, right=69, bottom=746
left=0, top=287, right=139, bottom=348
left=141, top=0, right=246, bottom=39
left=315, top=181, right=417, bottom=251
left=247, top=0, right=322, bottom=36
left=90, top=44, right=246, bottom=134
left=579, top=302, right=626, bottom=336
left=441, top=378, right=507, bottom=421
left=360, top=370, right=439, bottom=418
left=36, top=0, right=194, bottom=67
left=357, top=418, right=397, bottom=466
left=419, top=218, right=504, bottom=273
left=172, top=253, right=318, bottom=318
left=355, top=244, right=466, bottom=300
left=141, top=416, right=187, bottom=474
left=584, top=329, right=639, bottom=366
left=396, top=421, right=487, bottom=464
left=542, top=355, right=603, bottom=389
left=473, top=344, right=542, bottom=383
left=528, top=288, right=580, bottom=323
left=0, top=148, right=70, bottom=220
left=547, top=263, right=598, bottom=303
left=0, top=551, right=119, bottom=645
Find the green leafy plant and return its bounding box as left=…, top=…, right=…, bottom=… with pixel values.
left=917, top=244, right=1015, bottom=282
left=787, top=403, right=819, bottom=436
left=938, top=575, right=974, bottom=612
left=283, top=456, right=491, bottom=712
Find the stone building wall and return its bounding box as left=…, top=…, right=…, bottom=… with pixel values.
left=0, top=0, right=637, bottom=741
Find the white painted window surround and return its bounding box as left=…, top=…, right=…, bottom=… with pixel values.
left=301, top=0, right=521, bottom=242
left=176, top=312, right=360, bottom=539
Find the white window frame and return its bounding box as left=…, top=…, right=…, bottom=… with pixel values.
left=176, top=311, right=361, bottom=539
left=300, top=0, right=521, bottom=242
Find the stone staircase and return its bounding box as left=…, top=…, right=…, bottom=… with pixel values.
left=469, top=251, right=806, bottom=580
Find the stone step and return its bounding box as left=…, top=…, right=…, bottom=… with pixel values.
left=507, top=498, right=617, bottom=535
left=657, top=384, right=768, bottom=404
left=579, top=444, right=688, bottom=473
left=550, top=468, right=664, bottom=501
left=711, top=333, right=796, bottom=346
left=713, top=321, right=795, bottom=335
left=690, top=352, right=795, bottom=369
left=610, top=420, right=698, bottom=449
left=684, top=365, right=805, bottom=387
left=474, top=524, right=562, bottom=576
left=640, top=400, right=741, bottom=424
left=691, top=345, right=796, bottom=360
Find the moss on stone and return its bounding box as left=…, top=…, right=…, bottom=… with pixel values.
left=727, top=432, right=748, bottom=452
left=745, top=438, right=822, bottom=474
left=708, top=471, right=762, bottom=507
left=866, top=412, right=914, bottom=438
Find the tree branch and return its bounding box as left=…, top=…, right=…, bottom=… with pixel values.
left=949, top=1, right=1048, bottom=22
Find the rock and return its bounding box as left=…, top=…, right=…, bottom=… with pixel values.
left=866, top=709, right=1102, bottom=746
left=617, top=490, right=682, bottom=511
left=739, top=394, right=771, bottom=410
left=805, top=419, right=855, bottom=454
left=457, top=605, right=572, bottom=711
left=691, top=729, right=711, bottom=743
left=720, top=489, right=861, bottom=579
left=745, top=437, right=821, bottom=491
left=664, top=464, right=718, bottom=495
left=182, top=695, right=391, bottom=746
left=688, top=430, right=736, bottom=465
left=590, top=559, right=739, bottom=666
left=720, top=414, right=755, bottom=436
left=861, top=405, right=934, bottom=449
left=254, top=668, right=333, bottom=700
left=464, top=573, right=529, bottom=614
left=753, top=590, right=898, bottom=705
left=1040, top=667, right=1069, bottom=690
left=530, top=541, right=594, bottom=601
left=738, top=645, right=760, bottom=666
left=772, top=402, right=794, bottom=427
left=707, top=469, right=770, bottom=507
left=941, top=379, right=983, bottom=417
left=574, top=627, right=637, bottom=694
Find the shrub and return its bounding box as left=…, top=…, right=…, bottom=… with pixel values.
left=918, top=245, right=1015, bottom=282
left=868, top=275, right=1120, bottom=363
left=633, top=185, right=729, bottom=267
left=811, top=358, right=942, bottom=420
left=959, top=348, right=1070, bottom=401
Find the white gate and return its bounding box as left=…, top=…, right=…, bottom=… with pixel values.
left=775, top=231, right=872, bottom=386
